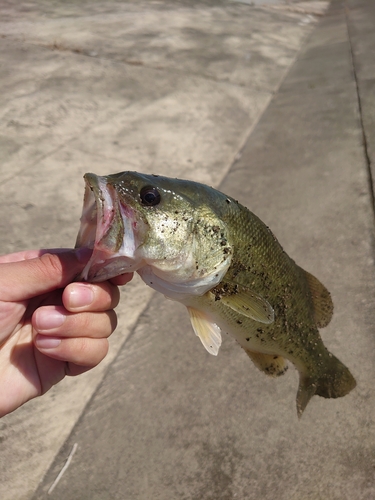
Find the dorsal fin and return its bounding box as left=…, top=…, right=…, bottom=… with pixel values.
left=303, top=269, right=333, bottom=328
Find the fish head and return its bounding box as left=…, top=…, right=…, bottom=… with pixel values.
left=76, top=171, right=232, bottom=294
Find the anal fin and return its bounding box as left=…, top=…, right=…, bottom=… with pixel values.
left=243, top=348, right=288, bottom=377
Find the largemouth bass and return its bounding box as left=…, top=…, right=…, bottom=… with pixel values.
left=75, top=171, right=356, bottom=416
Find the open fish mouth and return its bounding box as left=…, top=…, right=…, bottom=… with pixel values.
left=75, top=173, right=143, bottom=282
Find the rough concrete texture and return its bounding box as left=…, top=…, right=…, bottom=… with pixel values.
left=345, top=0, right=375, bottom=194
left=0, top=0, right=374, bottom=499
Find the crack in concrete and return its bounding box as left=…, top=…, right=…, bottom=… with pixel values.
left=345, top=4, right=375, bottom=223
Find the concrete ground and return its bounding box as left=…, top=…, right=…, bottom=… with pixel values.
left=0, top=0, right=374, bottom=498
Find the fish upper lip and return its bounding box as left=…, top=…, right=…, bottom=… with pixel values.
left=75, top=175, right=117, bottom=249
left=76, top=174, right=144, bottom=281
left=93, top=180, right=118, bottom=249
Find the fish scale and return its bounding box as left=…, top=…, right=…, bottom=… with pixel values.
left=76, top=171, right=356, bottom=417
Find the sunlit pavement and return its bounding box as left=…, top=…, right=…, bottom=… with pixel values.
left=1, top=1, right=374, bottom=498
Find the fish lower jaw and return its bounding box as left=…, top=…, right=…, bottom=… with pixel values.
left=137, top=265, right=226, bottom=299
left=79, top=251, right=142, bottom=282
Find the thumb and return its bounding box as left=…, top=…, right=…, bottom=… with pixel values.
left=0, top=249, right=91, bottom=301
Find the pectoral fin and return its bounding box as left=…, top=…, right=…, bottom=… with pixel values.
left=243, top=348, right=288, bottom=377
left=212, top=282, right=274, bottom=324
left=187, top=307, right=222, bottom=356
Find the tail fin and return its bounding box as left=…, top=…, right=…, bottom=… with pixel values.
left=296, top=353, right=356, bottom=418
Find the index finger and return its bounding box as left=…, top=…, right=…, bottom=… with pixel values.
left=0, top=248, right=74, bottom=264
left=0, top=249, right=41, bottom=264
left=0, top=250, right=90, bottom=301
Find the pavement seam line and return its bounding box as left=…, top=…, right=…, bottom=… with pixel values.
left=221, top=7, right=320, bottom=184
left=345, top=3, right=375, bottom=223
left=11, top=37, right=270, bottom=93
left=0, top=6, right=317, bottom=96
left=30, top=289, right=157, bottom=498
left=1, top=100, right=137, bottom=187
left=47, top=442, right=78, bottom=495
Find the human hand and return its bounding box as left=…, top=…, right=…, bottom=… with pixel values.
left=0, top=249, right=132, bottom=417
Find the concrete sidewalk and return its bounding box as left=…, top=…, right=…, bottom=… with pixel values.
left=1, top=0, right=375, bottom=499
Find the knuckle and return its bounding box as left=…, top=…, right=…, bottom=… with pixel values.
left=95, top=282, right=120, bottom=310
left=109, top=310, right=118, bottom=332
left=110, top=285, right=121, bottom=308
left=38, top=253, right=64, bottom=281
left=74, top=337, right=108, bottom=367
left=76, top=311, right=116, bottom=337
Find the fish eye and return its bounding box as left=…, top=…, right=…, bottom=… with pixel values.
left=140, top=186, right=161, bottom=206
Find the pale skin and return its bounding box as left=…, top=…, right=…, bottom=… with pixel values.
left=0, top=248, right=132, bottom=417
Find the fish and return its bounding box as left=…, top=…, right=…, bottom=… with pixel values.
left=75, top=171, right=356, bottom=417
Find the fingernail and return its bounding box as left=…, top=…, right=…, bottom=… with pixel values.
left=35, top=335, right=61, bottom=349
left=35, top=310, right=66, bottom=331
left=68, top=284, right=94, bottom=308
